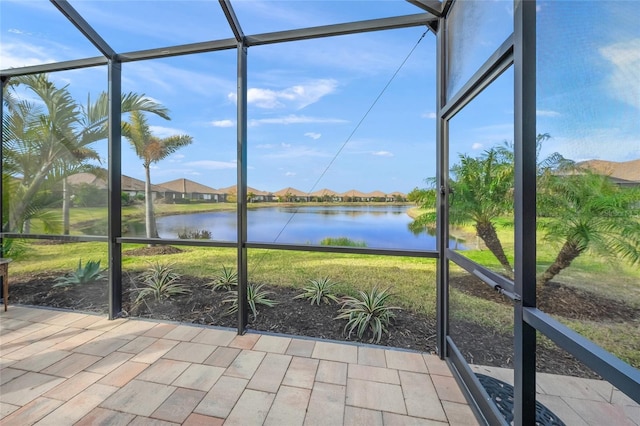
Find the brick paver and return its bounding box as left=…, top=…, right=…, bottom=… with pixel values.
left=0, top=306, right=512, bottom=426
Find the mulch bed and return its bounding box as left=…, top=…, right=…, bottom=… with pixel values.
left=8, top=269, right=638, bottom=380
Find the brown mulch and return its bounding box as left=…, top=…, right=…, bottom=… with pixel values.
left=8, top=271, right=638, bottom=379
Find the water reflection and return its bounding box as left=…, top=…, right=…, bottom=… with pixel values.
left=153, top=205, right=463, bottom=250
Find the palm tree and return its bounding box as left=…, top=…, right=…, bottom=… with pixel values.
left=2, top=74, right=170, bottom=233
left=411, top=148, right=514, bottom=275
left=123, top=110, right=192, bottom=239
left=537, top=171, right=640, bottom=286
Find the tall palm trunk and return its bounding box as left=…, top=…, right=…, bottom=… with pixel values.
left=537, top=240, right=582, bottom=286
left=144, top=165, right=159, bottom=241
left=62, top=177, right=70, bottom=235
left=475, top=221, right=513, bottom=276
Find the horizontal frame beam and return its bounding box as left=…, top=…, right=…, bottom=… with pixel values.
left=0, top=233, right=107, bottom=243
left=245, top=13, right=437, bottom=46
left=524, top=307, right=640, bottom=404
left=246, top=242, right=439, bottom=258
left=118, top=39, right=238, bottom=62
left=118, top=237, right=236, bottom=248
left=0, top=57, right=108, bottom=77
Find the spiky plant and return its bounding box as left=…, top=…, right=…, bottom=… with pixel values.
left=134, top=262, right=190, bottom=304
left=223, top=283, right=277, bottom=320
left=294, top=277, right=340, bottom=305
left=335, top=287, right=399, bottom=343
left=54, top=259, right=105, bottom=287
left=208, top=265, right=238, bottom=291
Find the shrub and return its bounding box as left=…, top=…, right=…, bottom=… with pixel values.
left=134, top=262, right=190, bottom=304
left=177, top=228, right=212, bottom=239
left=335, top=287, right=399, bottom=343
left=0, top=238, right=28, bottom=260
left=54, top=259, right=105, bottom=287
left=294, top=277, right=340, bottom=305
left=319, top=237, right=366, bottom=247
left=208, top=265, right=238, bottom=291
left=223, top=283, right=277, bottom=320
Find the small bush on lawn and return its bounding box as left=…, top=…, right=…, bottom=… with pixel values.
left=319, top=237, right=366, bottom=247
left=335, top=287, right=399, bottom=343
left=134, top=262, right=190, bottom=304
left=177, top=228, right=212, bottom=239
left=54, top=259, right=105, bottom=287
left=223, top=283, right=277, bottom=320
left=294, top=277, right=340, bottom=305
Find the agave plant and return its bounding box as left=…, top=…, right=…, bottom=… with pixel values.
left=208, top=265, right=238, bottom=291
left=134, top=262, right=190, bottom=304
left=335, top=287, right=399, bottom=344
left=294, top=277, right=340, bottom=305
left=54, top=259, right=105, bottom=287
left=223, top=283, right=277, bottom=320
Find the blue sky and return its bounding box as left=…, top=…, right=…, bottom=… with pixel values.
left=1, top=1, right=638, bottom=194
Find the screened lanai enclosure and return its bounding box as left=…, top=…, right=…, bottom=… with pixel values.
left=2, top=0, right=639, bottom=424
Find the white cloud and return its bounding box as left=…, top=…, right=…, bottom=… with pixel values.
left=229, top=79, right=338, bottom=110
left=8, top=29, right=29, bottom=35
left=422, top=112, right=437, bottom=119
left=185, top=160, right=237, bottom=169
left=536, top=109, right=560, bottom=117
left=544, top=129, right=640, bottom=163
left=249, top=114, right=347, bottom=126
left=305, top=132, right=321, bottom=140
left=372, top=151, right=394, bottom=157
left=125, top=61, right=233, bottom=97
left=285, top=172, right=296, bottom=176
left=281, top=143, right=292, bottom=148
left=0, top=41, right=57, bottom=69
left=149, top=125, right=188, bottom=138
left=472, top=143, right=483, bottom=150
left=264, top=146, right=331, bottom=159
left=169, top=154, right=185, bottom=162
left=211, top=119, right=235, bottom=128
left=600, top=38, right=640, bottom=109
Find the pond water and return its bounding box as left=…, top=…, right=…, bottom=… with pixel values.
left=156, top=205, right=461, bottom=250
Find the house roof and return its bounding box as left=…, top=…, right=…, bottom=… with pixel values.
left=67, top=172, right=107, bottom=189
left=309, top=188, right=337, bottom=197
left=158, top=178, right=220, bottom=194
left=364, top=190, right=388, bottom=198
left=273, top=187, right=309, bottom=197
left=340, top=189, right=368, bottom=198
left=577, top=159, right=640, bottom=182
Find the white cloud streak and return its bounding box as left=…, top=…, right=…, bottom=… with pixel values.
left=305, top=132, right=321, bottom=140
left=149, top=125, right=188, bottom=138
left=372, top=151, right=394, bottom=157
left=600, top=38, right=640, bottom=109
left=185, top=160, right=237, bottom=170
left=229, top=79, right=338, bottom=109
left=249, top=114, right=347, bottom=126
left=210, top=119, right=235, bottom=128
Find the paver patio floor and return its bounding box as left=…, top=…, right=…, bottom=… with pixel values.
left=1, top=306, right=477, bottom=425
left=3, top=306, right=637, bottom=425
